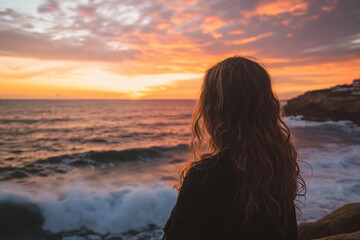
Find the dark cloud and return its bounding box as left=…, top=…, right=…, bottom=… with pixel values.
left=0, top=8, right=21, bottom=18
left=197, top=0, right=360, bottom=66
left=248, top=0, right=360, bottom=64
left=0, top=0, right=359, bottom=68
left=0, top=30, right=140, bottom=61
left=37, top=0, right=60, bottom=13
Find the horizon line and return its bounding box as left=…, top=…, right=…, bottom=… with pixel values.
left=0, top=98, right=198, bottom=101
left=0, top=98, right=290, bottom=101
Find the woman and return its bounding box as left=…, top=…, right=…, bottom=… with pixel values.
left=163, top=56, right=305, bottom=240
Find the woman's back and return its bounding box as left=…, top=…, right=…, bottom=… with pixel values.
left=163, top=56, right=304, bottom=240
left=163, top=152, right=298, bottom=240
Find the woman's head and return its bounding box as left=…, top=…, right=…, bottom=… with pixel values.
left=197, top=56, right=279, bottom=150
left=179, top=56, right=305, bottom=227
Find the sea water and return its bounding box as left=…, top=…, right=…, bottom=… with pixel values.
left=0, top=100, right=359, bottom=240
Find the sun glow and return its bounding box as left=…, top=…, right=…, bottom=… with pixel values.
left=0, top=0, right=358, bottom=99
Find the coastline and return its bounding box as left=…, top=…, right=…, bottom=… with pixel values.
left=283, top=80, right=360, bottom=125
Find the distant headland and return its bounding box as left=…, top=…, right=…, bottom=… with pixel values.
left=284, top=79, right=360, bottom=125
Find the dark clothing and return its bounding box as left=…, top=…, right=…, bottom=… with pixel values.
left=163, top=155, right=298, bottom=240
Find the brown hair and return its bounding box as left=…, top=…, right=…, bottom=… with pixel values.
left=177, top=56, right=305, bottom=227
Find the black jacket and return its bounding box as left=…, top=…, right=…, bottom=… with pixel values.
left=163, top=155, right=298, bottom=240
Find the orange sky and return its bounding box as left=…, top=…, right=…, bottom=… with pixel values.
left=0, top=0, right=359, bottom=99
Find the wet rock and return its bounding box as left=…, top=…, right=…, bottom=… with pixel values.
left=314, top=230, right=360, bottom=240
left=284, top=82, right=360, bottom=125
left=0, top=200, right=44, bottom=239
left=298, top=202, right=360, bottom=240
left=45, top=233, right=63, bottom=240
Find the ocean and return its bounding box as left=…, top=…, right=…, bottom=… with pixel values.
left=0, top=100, right=359, bottom=240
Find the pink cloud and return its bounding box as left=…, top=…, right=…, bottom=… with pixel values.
left=0, top=0, right=358, bottom=76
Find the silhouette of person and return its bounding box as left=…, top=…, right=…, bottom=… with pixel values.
left=163, top=56, right=305, bottom=240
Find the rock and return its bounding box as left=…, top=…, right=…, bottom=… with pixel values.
left=314, top=230, right=360, bottom=240
left=298, top=202, right=360, bottom=240
left=283, top=81, right=360, bottom=125
left=45, top=233, right=63, bottom=240
left=0, top=200, right=45, bottom=239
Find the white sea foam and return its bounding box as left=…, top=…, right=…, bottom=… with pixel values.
left=0, top=183, right=178, bottom=235
left=296, top=144, right=360, bottom=223
left=1, top=142, right=360, bottom=232
left=283, top=115, right=356, bottom=128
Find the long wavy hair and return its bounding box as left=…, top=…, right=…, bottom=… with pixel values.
left=177, top=56, right=306, bottom=227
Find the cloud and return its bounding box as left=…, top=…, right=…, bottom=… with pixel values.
left=0, top=0, right=359, bottom=99
left=76, top=4, right=96, bottom=19
left=37, top=0, right=60, bottom=13
left=254, top=0, right=308, bottom=16
left=0, top=0, right=358, bottom=72
left=0, top=30, right=140, bottom=61
left=140, top=78, right=202, bottom=99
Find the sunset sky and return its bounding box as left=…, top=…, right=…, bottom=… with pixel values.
left=0, top=0, right=359, bottom=99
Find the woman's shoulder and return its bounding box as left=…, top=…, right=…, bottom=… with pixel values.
left=196, top=151, right=232, bottom=171
left=184, top=153, right=232, bottom=188
left=186, top=155, right=219, bottom=177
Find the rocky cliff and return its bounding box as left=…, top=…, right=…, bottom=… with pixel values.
left=298, top=202, right=360, bottom=240
left=283, top=86, right=360, bottom=125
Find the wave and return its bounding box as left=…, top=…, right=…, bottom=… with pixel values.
left=296, top=144, right=360, bottom=223
left=284, top=115, right=360, bottom=130
left=67, top=137, right=108, bottom=143
left=164, top=113, right=192, bottom=120
left=283, top=116, right=360, bottom=148
left=0, top=126, right=100, bottom=136
left=136, top=121, right=189, bottom=128
left=37, top=144, right=187, bottom=165
left=0, top=117, right=76, bottom=125
left=0, top=144, right=188, bottom=181
left=1, top=127, right=190, bottom=141
left=0, top=184, right=177, bottom=239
